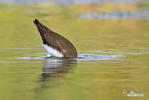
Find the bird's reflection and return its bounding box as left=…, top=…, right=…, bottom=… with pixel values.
left=41, top=57, right=77, bottom=80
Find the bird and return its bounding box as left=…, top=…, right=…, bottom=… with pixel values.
left=33, top=19, right=78, bottom=58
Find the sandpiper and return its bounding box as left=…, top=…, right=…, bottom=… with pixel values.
left=33, top=19, right=78, bottom=58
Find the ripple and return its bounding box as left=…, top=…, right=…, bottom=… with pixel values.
left=77, top=54, right=123, bottom=60
left=16, top=54, right=123, bottom=61
left=16, top=56, right=46, bottom=60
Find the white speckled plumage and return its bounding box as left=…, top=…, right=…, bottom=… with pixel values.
left=43, top=44, right=64, bottom=57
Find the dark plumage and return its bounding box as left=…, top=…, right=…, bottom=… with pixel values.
left=33, top=19, right=78, bottom=58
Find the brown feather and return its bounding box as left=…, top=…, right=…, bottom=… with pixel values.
left=33, top=19, right=78, bottom=58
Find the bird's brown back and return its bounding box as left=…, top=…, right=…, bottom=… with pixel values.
left=33, top=19, right=78, bottom=58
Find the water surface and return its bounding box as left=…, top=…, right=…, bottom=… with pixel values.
left=0, top=1, right=148, bottom=100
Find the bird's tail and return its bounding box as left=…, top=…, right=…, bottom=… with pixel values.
left=33, top=19, right=54, bottom=36
left=33, top=19, right=40, bottom=25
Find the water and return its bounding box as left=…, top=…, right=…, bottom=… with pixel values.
left=73, top=10, right=149, bottom=20
left=0, top=1, right=149, bottom=100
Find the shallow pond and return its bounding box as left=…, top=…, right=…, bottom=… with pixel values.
left=0, top=1, right=149, bottom=100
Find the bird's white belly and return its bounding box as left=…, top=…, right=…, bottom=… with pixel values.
left=43, top=44, right=64, bottom=57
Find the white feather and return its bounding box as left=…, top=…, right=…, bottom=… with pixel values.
left=43, top=44, right=64, bottom=57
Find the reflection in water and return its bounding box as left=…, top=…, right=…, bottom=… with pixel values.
left=41, top=57, right=77, bottom=80
left=33, top=57, right=77, bottom=99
